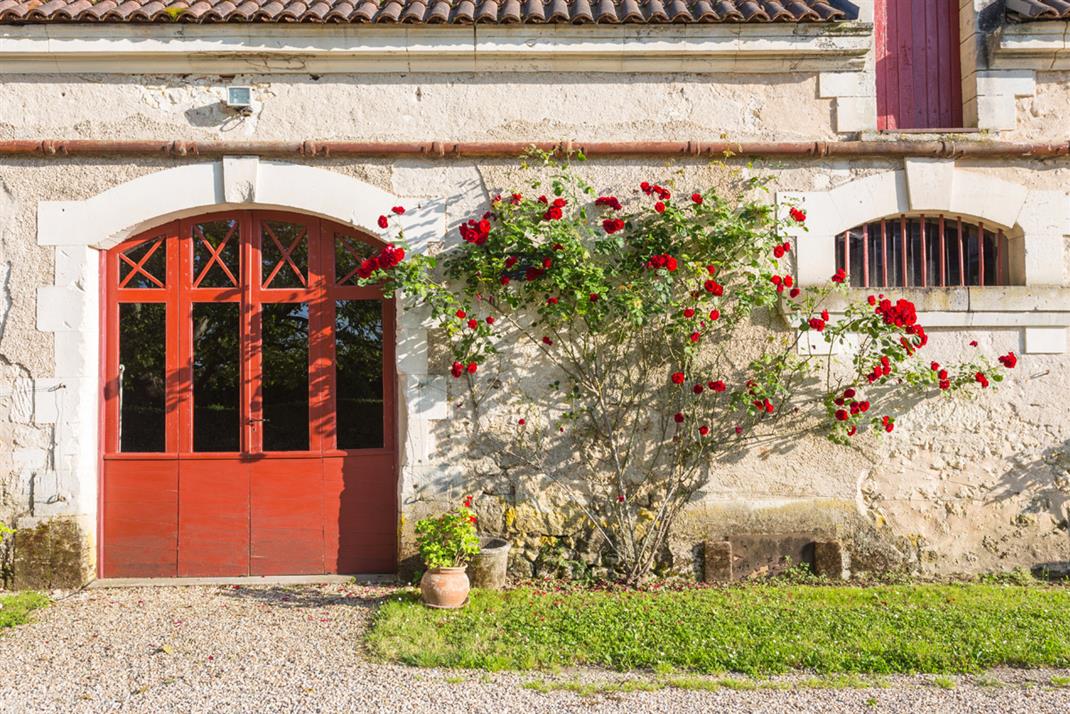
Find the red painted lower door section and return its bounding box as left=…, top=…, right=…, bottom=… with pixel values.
left=102, top=455, right=395, bottom=578
left=101, top=211, right=397, bottom=578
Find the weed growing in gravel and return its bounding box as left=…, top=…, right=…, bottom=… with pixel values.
left=1051, top=676, right=1070, bottom=688
left=0, top=592, right=48, bottom=629
left=522, top=674, right=891, bottom=697
left=932, top=676, right=957, bottom=690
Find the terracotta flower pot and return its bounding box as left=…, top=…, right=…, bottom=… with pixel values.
left=419, top=566, right=470, bottom=609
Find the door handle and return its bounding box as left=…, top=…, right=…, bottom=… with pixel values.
left=248, top=417, right=269, bottom=424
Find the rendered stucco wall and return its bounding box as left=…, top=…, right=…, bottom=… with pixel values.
left=0, top=64, right=1069, bottom=583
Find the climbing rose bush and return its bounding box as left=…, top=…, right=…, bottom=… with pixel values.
left=368, top=155, right=1014, bottom=585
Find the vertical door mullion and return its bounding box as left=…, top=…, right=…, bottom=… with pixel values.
left=245, top=211, right=263, bottom=455
left=177, top=219, right=194, bottom=455
left=164, top=225, right=181, bottom=454
left=311, top=220, right=336, bottom=453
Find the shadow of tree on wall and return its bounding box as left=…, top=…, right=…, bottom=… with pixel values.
left=989, top=440, right=1070, bottom=579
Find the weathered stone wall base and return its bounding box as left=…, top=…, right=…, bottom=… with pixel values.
left=9, top=517, right=90, bottom=590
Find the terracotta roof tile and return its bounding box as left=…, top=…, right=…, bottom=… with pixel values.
left=1007, top=0, right=1070, bottom=21
left=0, top=0, right=849, bottom=23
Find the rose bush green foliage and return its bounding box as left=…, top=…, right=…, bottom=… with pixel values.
left=415, top=496, right=481, bottom=570
left=365, top=153, right=1016, bottom=585
left=0, top=521, right=12, bottom=544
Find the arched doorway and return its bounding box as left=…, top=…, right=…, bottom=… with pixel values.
left=101, top=210, right=397, bottom=577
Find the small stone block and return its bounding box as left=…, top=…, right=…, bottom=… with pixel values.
left=704, top=540, right=733, bottom=583
left=813, top=541, right=849, bottom=580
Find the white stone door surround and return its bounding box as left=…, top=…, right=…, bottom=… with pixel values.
left=35, top=158, right=447, bottom=575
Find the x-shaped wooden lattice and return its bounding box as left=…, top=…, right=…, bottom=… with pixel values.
left=262, top=223, right=308, bottom=288
left=193, top=223, right=239, bottom=287
left=336, top=235, right=375, bottom=286
left=118, top=238, right=165, bottom=288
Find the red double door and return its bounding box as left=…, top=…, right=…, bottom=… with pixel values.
left=101, top=211, right=397, bottom=577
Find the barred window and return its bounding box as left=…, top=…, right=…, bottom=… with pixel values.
left=835, top=216, right=1013, bottom=288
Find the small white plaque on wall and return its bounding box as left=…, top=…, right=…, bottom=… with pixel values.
left=1024, top=327, right=1068, bottom=355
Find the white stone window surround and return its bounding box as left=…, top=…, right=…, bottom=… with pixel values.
left=778, top=157, right=1070, bottom=354
left=34, top=158, right=446, bottom=573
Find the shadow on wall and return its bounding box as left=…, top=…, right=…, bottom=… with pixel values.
left=990, top=440, right=1070, bottom=579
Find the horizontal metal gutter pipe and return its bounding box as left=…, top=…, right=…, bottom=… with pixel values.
left=2, top=139, right=1070, bottom=160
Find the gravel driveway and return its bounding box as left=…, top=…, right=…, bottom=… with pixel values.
left=1, top=583, right=1068, bottom=713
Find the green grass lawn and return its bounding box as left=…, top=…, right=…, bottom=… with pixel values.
left=366, top=584, right=1070, bottom=675
left=0, top=592, right=48, bottom=630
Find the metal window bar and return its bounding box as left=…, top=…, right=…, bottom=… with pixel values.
left=837, top=216, right=1011, bottom=289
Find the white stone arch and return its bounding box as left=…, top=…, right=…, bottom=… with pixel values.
left=778, top=159, right=1065, bottom=288
left=34, top=158, right=447, bottom=577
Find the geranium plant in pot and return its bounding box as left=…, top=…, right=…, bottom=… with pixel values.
left=415, top=496, right=481, bottom=608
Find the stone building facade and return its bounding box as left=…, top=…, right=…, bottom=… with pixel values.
left=0, top=0, right=1069, bottom=586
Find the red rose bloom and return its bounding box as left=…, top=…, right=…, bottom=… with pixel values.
left=711, top=380, right=726, bottom=392
left=603, top=218, right=625, bottom=234
left=589, top=293, right=600, bottom=302
left=671, top=372, right=686, bottom=385
left=500, top=275, right=510, bottom=286
left=809, top=317, right=826, bottom=332
left=518, top=418, right=526, bottom=426
left=595, top=196, right=623, bottom=211
left=542, top=336, right=553, bottom=345
left=467, top=319, right=478, bottom=329
left=391, top=206, right=405, bottom=215
left=789, top=288, right=801, bottom=298
left=998, top=352, right=1018, bottom=369
left=456, top=309, right=466, bottom=319
left=691, top=193, right=703, bottom=205
left=835, top=409, right=848, bottom=421
left=654, top=202, right=666, bottom=213
left=789, top=207, right=806, bottom=223
left=673, top=412, right=685, bottom=424
left=693, top=384, right=704, bottom=395
left=486, top=316, right=495, bottom=325
left=683, top=308, right=696, bottom=318
left=546, top=296, right=559, bottom=305
left=831, top=268, right=847, bottom=284
left=377, top=215, right=389, bottom=229
left=467, top=362, right=478, bottom=374
left=709, top=309, right=720, bottom=321
left=699, top=425, right=710, bottom=436
left=690, top=332, right=701, bottom=343
left=450, top=361, right=464, bottom=378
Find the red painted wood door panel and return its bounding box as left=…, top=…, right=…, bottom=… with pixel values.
left=102, top=211, right=397, bottom=578
left=876, top=0, right=963, bottom=130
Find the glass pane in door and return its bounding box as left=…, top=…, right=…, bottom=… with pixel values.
left=193, top=302, right=241, bottom=452
left=335, top=300, right=384, bottom=449
left=118, top=303, right=166, bottom=452
left=261, top=303, right=310, bottom=451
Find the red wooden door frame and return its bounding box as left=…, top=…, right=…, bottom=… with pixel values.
left=100, top=211, right=398, bottom=578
